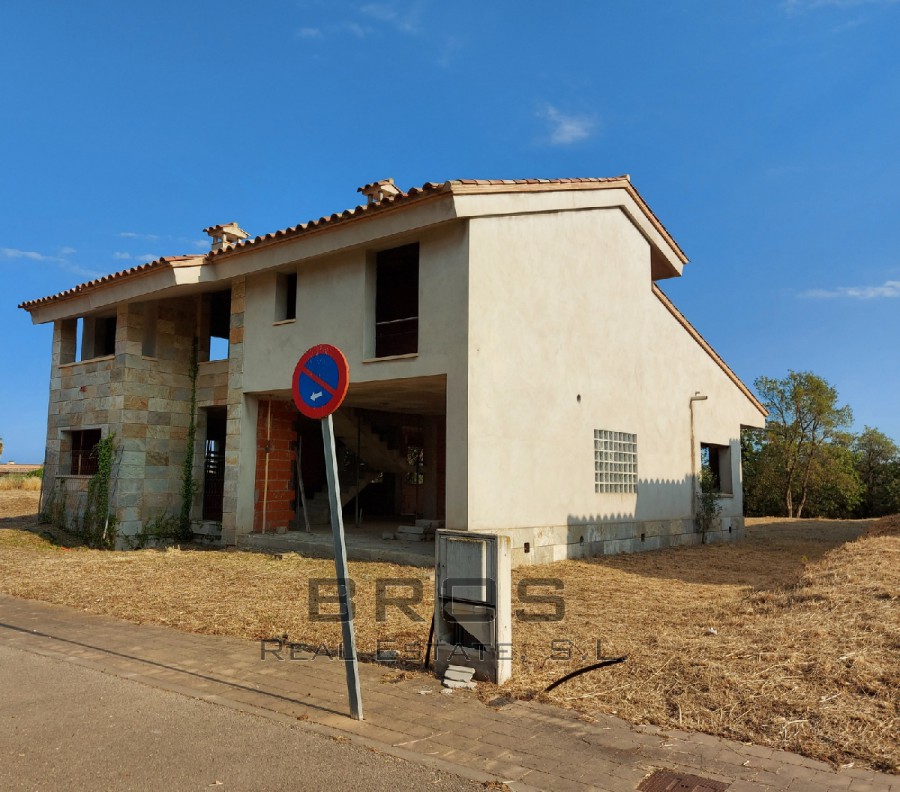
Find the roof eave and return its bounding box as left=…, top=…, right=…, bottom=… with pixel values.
left=22, top=258, right=209, bottom=324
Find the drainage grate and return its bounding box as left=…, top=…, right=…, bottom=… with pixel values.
left=638, top=770, right=729, bottom=792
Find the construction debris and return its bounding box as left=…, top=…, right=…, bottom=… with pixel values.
left=442, top=663, right=476, bottom=690
left=395, top=520, right=444, bottom=542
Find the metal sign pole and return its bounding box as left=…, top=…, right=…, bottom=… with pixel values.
left=321, top=413, right=364, bottom=720
left=293, top=343, right=360, bottom=720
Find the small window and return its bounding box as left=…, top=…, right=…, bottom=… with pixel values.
left=700, top=442, right=733, bottom=495
left=594, top=430, right=638, bottom=493
left=203, top=290, right=231, bottom=361
left=60, top=315, right=116, bottom=363
left=70, top=429, right=101, bottom=476
left=375, top=243, right=419, bottom=357
left=275, top=272, right=297, bottom=322
left=90, top=316, right=117, bottom=357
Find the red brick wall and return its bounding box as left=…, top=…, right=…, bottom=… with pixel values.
left=254, top=400, right=298, bottom=533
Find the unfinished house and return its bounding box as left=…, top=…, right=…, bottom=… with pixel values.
left=20, top=177, right=766, bottom=563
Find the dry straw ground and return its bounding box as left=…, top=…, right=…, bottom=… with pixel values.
left=0, top=475, right=42, bottom=492
left=0, top=491, right=896, bottom=773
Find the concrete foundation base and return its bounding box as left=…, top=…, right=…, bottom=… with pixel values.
left=480, top=516, right=745, bottom=568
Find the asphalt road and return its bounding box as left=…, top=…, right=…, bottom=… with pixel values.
left=0, top=644, right=484, bottom=792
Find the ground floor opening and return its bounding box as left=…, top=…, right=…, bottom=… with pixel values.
left=249, top=375, right=447, bottom=543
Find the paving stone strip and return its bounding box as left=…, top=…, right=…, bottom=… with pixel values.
left=0, top=593, right=894, bottom=792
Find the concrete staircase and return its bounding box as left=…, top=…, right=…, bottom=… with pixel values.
left=331, top=409, right=411, bottom=474
left=299, top=409, right=411, bottom=526
left=301, top=470, right=381, bottom=525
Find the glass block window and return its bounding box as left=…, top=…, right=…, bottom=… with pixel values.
left=594, top=430, right=638, bottom=493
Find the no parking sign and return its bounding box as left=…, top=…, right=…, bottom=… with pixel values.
left=291, top=343, right=362, bottom=721
left=291, top=343, right=350, bottom=419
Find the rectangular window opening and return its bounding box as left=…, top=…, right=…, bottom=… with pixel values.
left=203, top=407, right=227, bottom=521
left=275, top=272, right=297, bottom=322
left=82, top=315, right=117, bottom=359
left=203, top=290, right=231, bottom=361
left=69, top=429, right=101, bottom=476
left=61, top=315, right=116, bottom=364
left=594, top=429, right=638, bottom=493
left=700, top=442, right=733, bottom=495
left=375, top=243, right=419, bottom=358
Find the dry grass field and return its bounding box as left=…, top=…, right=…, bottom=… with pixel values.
left=1, top=490, right=897, bottom=773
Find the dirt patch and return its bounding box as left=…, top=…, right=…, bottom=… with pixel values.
left=0, top=503, right=896, bottom=773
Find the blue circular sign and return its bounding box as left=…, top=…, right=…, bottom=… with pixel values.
left=292, top=344, right=350, bottom=419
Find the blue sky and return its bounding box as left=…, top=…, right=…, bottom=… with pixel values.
left=2, top=1, right=898, bottom=463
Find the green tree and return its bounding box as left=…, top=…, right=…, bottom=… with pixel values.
left=741, top=427, right=784, bottom=517
left=754, top=371, right=853, bottom=518
left=801, top=436, right=862, bottom=518
left=853, top=427, right=900, bottom=517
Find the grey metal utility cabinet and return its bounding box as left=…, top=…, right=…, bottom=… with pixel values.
left=434, top=530, right=512, bottom=684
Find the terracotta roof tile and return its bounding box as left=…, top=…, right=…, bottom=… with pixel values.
left=20, top=177, right=685, bottom=311
left=18, top=255, right=201, bottom=310
left=357, top=178, right=396, bottom=192
left=205, top=177, right=654, bottom=261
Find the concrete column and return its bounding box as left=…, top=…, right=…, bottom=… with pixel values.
left=445, top=372, right=467, bottom=530
left=422, top=416, right=438, bottom=520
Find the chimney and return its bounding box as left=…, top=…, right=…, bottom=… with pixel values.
left=204, top=222, right=250, bottom=252
left=357, top=178, right=402, bottom=206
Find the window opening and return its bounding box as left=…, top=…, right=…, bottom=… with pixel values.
left=375, top=243, right=419, bottom=357
left=205, top=290, right=231, bottom=361
left=276, top=272, right=297, bottom=322
left=70, top=429, right=101, bottom=476
left=61, top=315, right=116, bottom=363
left=203, top=408, right=227, bottom=521
left=82, top=316, right=116, bottom=359
left=700, top=442, right=732, bottom=494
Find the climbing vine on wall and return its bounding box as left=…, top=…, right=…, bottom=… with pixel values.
left=81, top=433, right=118, bottom=549
left=176, top=336, right=199, bottom=542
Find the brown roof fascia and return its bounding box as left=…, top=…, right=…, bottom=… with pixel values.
left=18, top=255, right=202, bottom=311
left=652, top=284, right=767, bottom=417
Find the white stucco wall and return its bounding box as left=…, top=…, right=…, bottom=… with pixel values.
left=239, top=221, right=471, bottom=529
left=465, top=208, right=764, bottom=539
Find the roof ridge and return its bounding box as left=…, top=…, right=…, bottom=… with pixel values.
left=448, top=176, right=631, bottom=185
left=20, top=176, right=681, bottom=311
